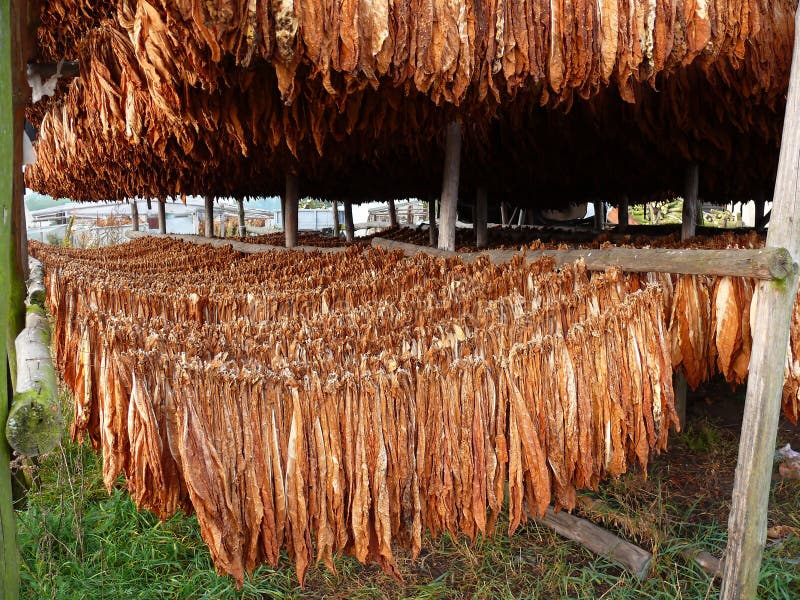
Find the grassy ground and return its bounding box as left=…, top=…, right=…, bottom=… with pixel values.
left=14, top=384, right=800, bottom=600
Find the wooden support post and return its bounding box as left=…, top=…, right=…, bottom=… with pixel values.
left=204, top=195, right=214, bottom=238
left=0, top=0, right=22, bottom=592
left=721, top=11, right=800, bottom=598
left=501, top=202, right=510, bottom=226
left=428, top=200, right=437, bottom=246
left=753, top=195, right=764, bottom=228
left=674, top=163, right=701, bottom=429
left=594, top=200, right=605, bottom=230
left=219, top=206, right=226, bottom=238
left=343, top=199, right=355, bottom=242
left=682, top=163, right=700, bottom=239
left=237, top=198, right=246, bottom=237
left=331, top=200, right=341, bottom=238
left=157, top=199, right=166, bottom=234
left=438, top=121, right=462, bottom=252
left=475, top=187, right=488, bottom=249
left=284, top=173, right=299, bottom=248
left=130, top=199, right=139, bottom=232
left=146, top=197, right=152, bottom=211
left=618, top=195, right=629, bottom=232
left=517, top=208, right=526, bottom=226
left=388, top=199, right=398, bottom=227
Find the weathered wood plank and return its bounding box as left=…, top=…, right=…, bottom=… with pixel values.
left=388, top=199, right=398, bottom=227
left=537, top=507, right=652, bottom=580
left=437, top=121, right=461, bottom=252
left=720, top=8, right=800, bottom=599
left=204, top=195, right=214, bottom=238
left=371, top=238, right=793, bottom=280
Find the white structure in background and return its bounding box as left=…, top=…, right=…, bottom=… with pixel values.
left=736, top=200, right=772, bottom=227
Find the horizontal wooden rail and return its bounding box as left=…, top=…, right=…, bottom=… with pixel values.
left=125, top=231, right=347, bottom=254
left=124, top=232, right=795, bottom=280
left=371, top=238, right=795, bottom=280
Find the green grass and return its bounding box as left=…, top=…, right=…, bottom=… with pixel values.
left=14, top=403, right=800, bottom=599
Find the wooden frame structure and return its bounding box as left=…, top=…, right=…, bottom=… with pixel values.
left=4, top=5, right=800, bottom=600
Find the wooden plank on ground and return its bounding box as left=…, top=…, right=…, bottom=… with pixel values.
left=537, top=507, right=652, bottom=580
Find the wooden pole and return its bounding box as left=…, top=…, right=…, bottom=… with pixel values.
left=720, top=10, right=800, bottom=598
left=500, top=202, right=510, bottom=226
left=593, top=200, right=605, bottom=230
left=371, top=238, right=792, bottom=279
left=674, top=163, right=700, bottom=429
left=157, top=199, right=166, bottom=234
left=618, top=195, right=629, bottom=233
left=388, top=199, right=398, bottom=227
left=0, top=0, right=21, bottom=592
left=204, top=195, right=214, bottom=238
left=131, top=199, right=140, bottom=232
left=237, top=198, right=246, bottom=237
left=284, top=173, right=299, bottom=248
left=331, top=200, right=341, bottom=238
left=438, top=121, right=462, bottom=252
left=428, top=200, right=437, bottom=246
left=344, top=199, right=355, bottom=242
left=475, top=187, right=488, bottom=249
left=682, top=163, right=700, bottom=239
left=219, top=205, right=226, bottom=239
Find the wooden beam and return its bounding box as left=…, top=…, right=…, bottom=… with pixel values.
left=682, top=163, right=700, bottom=240
left=237, top=198, right=246, bottom=237
left=720, top=9, right=800, bottom=598
left=343, top=199, right=354, bottom=242
left=331, top=199, right=340, bottom=238
left=500, top=201, right=510, bottom=226
left=126, top=231, right=347, bottom=254
left=130, top=199, right=139, bottom=232
left=204, top=195, right=214, bottom=238
left=284, top=173, right=299, bottom=248
left=0, top=0, right=22, bottom=592
left=618, top=195, right=629, bottom=233
left=437, top=121, right=462, bottom=252
left=157, top=199, right=166, bottom=234
left=536, top=507, right=652, bottom=580
left=388, top=199, right=398, bottom=227
left=428, top=200, right=436, bottom=246
left=371, top=238, right=793, bottom=279
left=475, top=187, right=488, bottom=249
